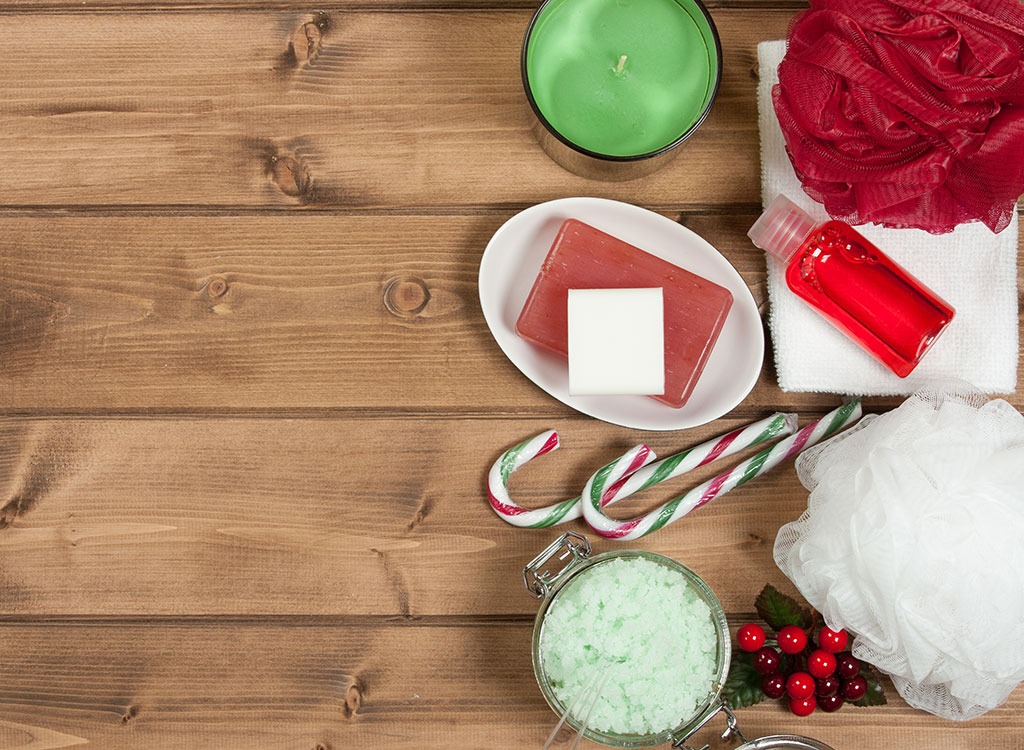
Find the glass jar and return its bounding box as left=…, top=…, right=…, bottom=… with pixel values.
left=524, top=533, right=837, bottom=750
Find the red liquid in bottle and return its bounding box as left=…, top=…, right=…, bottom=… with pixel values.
left=749, top=196, right=954, bottom=377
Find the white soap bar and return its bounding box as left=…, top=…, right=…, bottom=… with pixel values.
left=567, top=288, right=665, bottom=396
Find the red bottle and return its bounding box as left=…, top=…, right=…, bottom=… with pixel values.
left=748, top=195, right=955, bottom=377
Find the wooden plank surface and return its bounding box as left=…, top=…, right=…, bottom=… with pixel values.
left=0, top=413, right=873, bottom=617
left=0, top=0, right=811, bottom=9
left=2, top=212, right=1020, bottom=412
left=0, top=212, right=778, bottom=412
left=0, top=621, right=1017, bottom=750
left=0, top=10, right=786, bottom=208
left=1, top=1, right=1022, bottom=749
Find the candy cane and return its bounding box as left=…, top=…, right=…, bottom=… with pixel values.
left=486, top=412, right=796, bottom=528
left=606, top=412, right=799, bottom=504
left=581, top=401, right=862, bottom=540
left=486, top=430, right=656, bottom=528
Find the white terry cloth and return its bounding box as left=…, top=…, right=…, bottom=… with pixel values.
left=757, top=40, right=1019, bottom=396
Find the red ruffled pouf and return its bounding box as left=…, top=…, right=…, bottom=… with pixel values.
left=775, top=0, right=1024, bottom=234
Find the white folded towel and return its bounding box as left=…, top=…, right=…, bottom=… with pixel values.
left=757, top=40, right=1018, bottom=395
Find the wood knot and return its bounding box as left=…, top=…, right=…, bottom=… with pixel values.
left=383, top=276, right=431, bottom=319
left=287, top=12, right=332, bottom=67
left=0, top=495, right=36, bottom=530
left=121, top=705, right=139, bottom=724
left=291, top=22, right=321, bottom=65
left=406, top=494, right=435, bottom=532
left=312, top=743, right=331, bottom=750
left=266, top=151, right=313, bottom=200
left=343, top=681, right=363, bottom=719
left=552, top=724, right=576, bottom=744
left=207, top=277, right=229, bottom=299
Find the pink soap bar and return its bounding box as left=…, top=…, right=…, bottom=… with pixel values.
left=515, top=219, right=733, bottom=408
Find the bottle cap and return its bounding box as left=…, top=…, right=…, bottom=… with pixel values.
left=748, top=194, right=816, bottom=263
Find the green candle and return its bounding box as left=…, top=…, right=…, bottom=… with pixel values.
left=524, top=0, right=720, bottom=159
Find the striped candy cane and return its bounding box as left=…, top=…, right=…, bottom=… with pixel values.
left=487, top=430, right=656, bottom=528
left=486, top=413, right=797, bottom=528
left=581, top=401, right=862, bottom=540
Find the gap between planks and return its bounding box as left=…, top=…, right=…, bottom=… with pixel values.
left=0, top=203, right=770, bottom=218
left=0, top=403, right=897, bottom=420
left=0, top=1, right=813, bottom=15
left=0, top=613, right=532, bottom=626
left=0, top=611, right=775, bottom=626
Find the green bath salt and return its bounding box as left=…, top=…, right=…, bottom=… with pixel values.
left=537, top=557, right=718, bottom=736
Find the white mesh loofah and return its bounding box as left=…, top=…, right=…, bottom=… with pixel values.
left=774, top=383, right=1024, bottom=720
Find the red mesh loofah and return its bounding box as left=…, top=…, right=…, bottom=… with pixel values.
left=774, top=0, right=1024, bottom=234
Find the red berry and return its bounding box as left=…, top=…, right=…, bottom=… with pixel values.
left=842, top=675, right=868, bottom=701
left=786, top=672, right=816, bottom=700
left=761, top=673, right=786, bottom=699
left=789, top=696, right=817, bottom=717
left=737, top=623, right=766, bottom=653
left=778, top=625, right=808, bottom=655
left=753, top=647, right=781, bottom=676
left=816, top=674, right=841, bottom=698
left=808, top=649, right=837, bottom=679
left=818, top=626, right=849, bottom=653
left=837, top=653, right=861, bottom=680
left=819, top=693, right=844, bottom=713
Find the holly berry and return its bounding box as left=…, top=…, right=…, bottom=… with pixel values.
left=807, top=649, right=837, bottom=679
left=815, top=674, right=841, bottom=698
left=778, top=625, right=808, bottom=655
left=818, top=693, right=844, bottom=713
left=818, top=626, right=849, bottom=654
left=837, top=652, right=861, bottom=680
left=737, top=623, right=766, bottom=653
left=753, top=647, right=781, bottom=676
left=786, top=672, right=816, bottom=700
left=761, top=673, right=786, bottom=700
left=841, top=675, right=868, bottom=701
left=789, top=696, right=816, bottom=716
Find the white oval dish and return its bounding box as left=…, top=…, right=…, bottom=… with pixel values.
left=478, top=198, right=764, bottom=431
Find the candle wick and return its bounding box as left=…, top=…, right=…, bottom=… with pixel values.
left=614, top=54, right=627, bottom=76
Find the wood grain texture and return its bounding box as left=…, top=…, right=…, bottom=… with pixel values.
left=1, top=212, right=1021, bottom=412
left=0, top=620, right=1017, bottom=750
left=0, top=0, right=811, bottom=10
left=1, top=213, right=500, bottom=411
left=1, top=0, right=1022, bottom=748
left=0, top=413, right=866, bottom=617
left=0, top=10, right=787, bottom=208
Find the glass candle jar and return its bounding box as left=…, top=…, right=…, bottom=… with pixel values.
left=521, top=0, right=722, bottom=180
left=524, top=533, right=839, bottom=750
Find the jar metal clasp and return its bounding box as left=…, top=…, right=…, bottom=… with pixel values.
left=522, top=531, right=591, bottom=599
left=671, top=700, right=745, bottom=750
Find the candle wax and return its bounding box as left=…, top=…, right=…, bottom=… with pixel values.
left=515, top=219, right=733, bottom=408
left=525, top=0, right=718, bottom=157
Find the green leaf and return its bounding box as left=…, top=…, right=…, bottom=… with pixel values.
left=722, top=653, right=766, bottom=710
left=851, top=663, right=888, bottom=707
left=754, top=584, right=813, bottom=631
